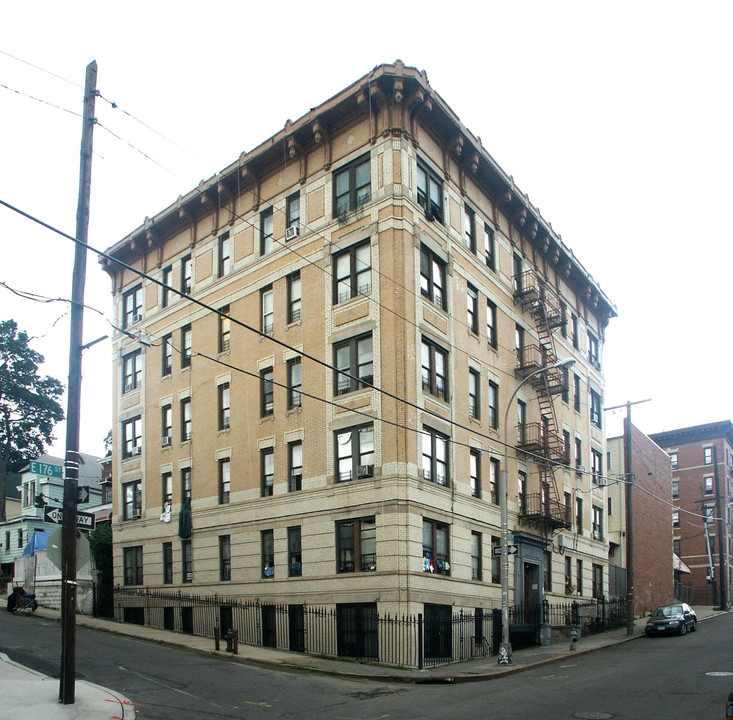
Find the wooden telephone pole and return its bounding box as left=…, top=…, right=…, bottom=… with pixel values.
left=60, top=59, right=97, bottom=705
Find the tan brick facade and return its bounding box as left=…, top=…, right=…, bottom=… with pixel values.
left=105, top=63, right=616, bottom=621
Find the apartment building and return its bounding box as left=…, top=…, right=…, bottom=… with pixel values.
left=104, top=62, right=616, bottom=645
left=607, top=425, right=674, bottom=615
left=650, top=421, right=733, bottom=607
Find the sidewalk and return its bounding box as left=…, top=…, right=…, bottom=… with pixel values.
left=2, top=605, right=725, bottom=719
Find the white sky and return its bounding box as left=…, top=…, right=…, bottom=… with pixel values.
left=1, top=1, right=731, bottom=458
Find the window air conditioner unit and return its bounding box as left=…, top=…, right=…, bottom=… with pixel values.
left=593, top=530, right=602, bottom=541
left=131, top=510, right=141, bottom=519
left=161, top=436, right=171, bottom=447
left=124, top=384, right=134, bottom=393
left=286, top=224, right=300, bottom=241
left=131, top=446, right=142, bottom=456
left=357, top=464, right=374, bottom=478
left=132, top=314, right=142, bottom=324
left=557, top=535, right=565, bottom=549
left=185, top=572, right=193, bottom=581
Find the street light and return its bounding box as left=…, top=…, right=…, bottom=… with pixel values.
left=498, top=356, right=575, bottom=665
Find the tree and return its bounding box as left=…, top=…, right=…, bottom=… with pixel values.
left=0, top=319, right=64, bottom=521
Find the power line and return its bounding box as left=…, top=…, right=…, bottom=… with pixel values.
left=0, top=49, right=81, bottom=88
left=0, top=82, right=81, bottom=118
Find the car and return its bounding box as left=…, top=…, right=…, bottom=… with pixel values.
left=726, top=687, right=733, bottom=719
left=645, top=603, right=697, bottom=636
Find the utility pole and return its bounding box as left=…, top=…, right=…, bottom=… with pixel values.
left=604, top=399, right=651, bottom=636
left=60, top=59, right=97, bottom=706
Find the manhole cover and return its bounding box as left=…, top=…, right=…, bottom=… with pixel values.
left=573, top=714, right=613, bottom=720
left=706, top=671, right=733, bottom=677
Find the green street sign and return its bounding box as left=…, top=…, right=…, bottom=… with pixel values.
left=29, top=460, right=63, bottom=478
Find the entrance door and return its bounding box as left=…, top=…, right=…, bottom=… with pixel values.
left=288, top=605, right=305, bottom=653
left=523, top=562, right=540, bottom=622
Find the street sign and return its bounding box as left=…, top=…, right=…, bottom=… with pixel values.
left=30, top=460, right=63, bottom=478
left=77, top=486, right=90, bottom=504
left=43, top=505, right=96, bottom=530
left=492, top=544, right=518, bottom=557
left=46, top=527, right=91, bottom=571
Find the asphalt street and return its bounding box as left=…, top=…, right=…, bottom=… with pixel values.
left=1, top=609, right=731, bottom=719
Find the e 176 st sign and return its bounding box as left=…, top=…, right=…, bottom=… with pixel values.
left=43, top=505, right=96, bottom=530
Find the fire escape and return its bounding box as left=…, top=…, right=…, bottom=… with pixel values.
left=514, top=270, right=571, bottom=532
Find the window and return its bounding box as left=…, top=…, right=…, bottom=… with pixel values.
left=515, top=323, right=525, bottom=360
left=669, top=451, right=678, bottom=470
left=218, top=307, right=230, bottom=353
left=463, top=205, right=476, bottom=253
left=673, top=539, right=681, bottom=555
left=704, top=446, right=713, bottom=465
left=576, top=497, right=583, bottom=534
left=470, top=449, right=481, bottom=498
left=261, top=286, right=273, bottom=334
left=515, top=473, right=527, bottom=517
left=573, top=373, right=581, bottom=412
left=468, top=368, right=480, bottom=419
left=181, top=467, right=192, bottom=502
left=544, top=551, right=552, bottom=592
left=288, top=526, right=302, bottom=576
left=490, top=458, right=500, bottom=504
left=417, top=160, right=443, bottom=223
left=287, top=358, right=302, bottom=408
left=422, top=426, right=449, bottom=486
left=163, top=542, right=173, bottom=584
left=122, top=285, right=143, bottom=328
left=561, top=366, right=570, bottom=404
left=575, top=437, right=583, bottom=470
left=560, top=302, right=567, bottom=338
left=484, top=223, right=495, bottom=270
left=287, top=271, right=301, bottom=323
left=608, top=497, right=613, bottom=516
left=591, top=448, right=603, bottom=485
left=588, top=331, right=600, bottom=368
left=592, top=506, right=604, bottom=540
left=422, top=519, right=450, bottom=575
left=182, top=539, right=192, bottom=582
left=672, top=508, right=680, bottom=528
left=471, top=531, right=482, bottom=581
left=180, top=398, right=192, bottom=441
left=260, top=367, right=274, bottom=416
left=421, top=338, right=448, bottom=400
left=218, top=458, right=230, bottom=504
left=181, top=255, right=192, bottom=294
left=123, top=546, right=143, bottom=585
left=486, top=299, right=497, bottom=349
left=571, top=314, right=579, bottom=349
left=420, top=246, right=446, bottom=310
left=335, top=424, right=374, bottom=482
left=122, top=416, right=142, bottom=458
left=218, top=383, right=230, bottom=430
left=161, top=404, right=172, bottom=444
left=565, top=556, right=572, bottom=592
left=17, top=529, right=22, bottom=549
left=261, top=448, right=274, bottom=497
left=334, top=333, right=373, bottom=395
left=517, top=400, right=526, bottom=444
left=219, top=535, right=231, bottom=581
left=286, top=192, right=301, bottom=233
left=123, top=480, right=142, bottom=520
left=704, top=475, right=715, bottom=495
left=576, top=559, right=583, bottom=596
left=122, top=350, right=142, bottom=393
left=337, top=516, right=376, bottom=573
left=260, top=208, right=274, bottom=255
left=162, top=472, right=172, bottom=507
left=333, top=241, right=371, bottom=304
left=592, top=563, right=603, bottom=599
left=563, top=430, right=571, bottom=464
left=334, top=154, right=370, bottom=216
left=162, top=334, right=173, bottom=376
left=491, top=536, right=501, bottom=583
left=161, top=266, right=172, bottom=307
left=181, top=325, right=192, bottom=368
left=218, top=232, right=231, bottom=277
left=488, top=381, right=499, bottom=429
left=288, top=441, right=303, bottom=492
left=590, top=390, right=602, bottom=428
left=513, top=253, right=523, bottom=293
left=466, top=284, right=479, bottom=334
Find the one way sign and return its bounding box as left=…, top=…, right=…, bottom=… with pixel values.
left=43, top=505, right=96, bottom=530
left=492, top=544, right=518, bottom=557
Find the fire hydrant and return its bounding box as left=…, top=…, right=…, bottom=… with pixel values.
left=569, top=628, right=578, bottom=651
left=224, top=629, right=237, bottom=654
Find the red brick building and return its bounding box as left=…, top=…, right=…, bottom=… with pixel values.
left=650, top=421, right=733, bottom=608
left=607, top=423, right=673, bottom=615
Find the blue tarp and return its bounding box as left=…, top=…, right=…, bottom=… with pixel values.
left=22, top=530, right=50, bottom=556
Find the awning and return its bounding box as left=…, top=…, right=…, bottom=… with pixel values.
left=673, top=553, right=691, bottom=574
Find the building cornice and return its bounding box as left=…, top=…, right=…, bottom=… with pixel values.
left=650, top=420, right=733, bottom=449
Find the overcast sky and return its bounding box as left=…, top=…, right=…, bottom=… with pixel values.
left=1, top=1, right=731, bottom=459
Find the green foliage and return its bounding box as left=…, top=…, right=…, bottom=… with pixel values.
left=89, top=522, right=113, bottom=581
left=0, top=319, right=65, bottom=521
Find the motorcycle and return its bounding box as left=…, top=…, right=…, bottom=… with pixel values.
left=6, top=586, right=38, bottom=614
